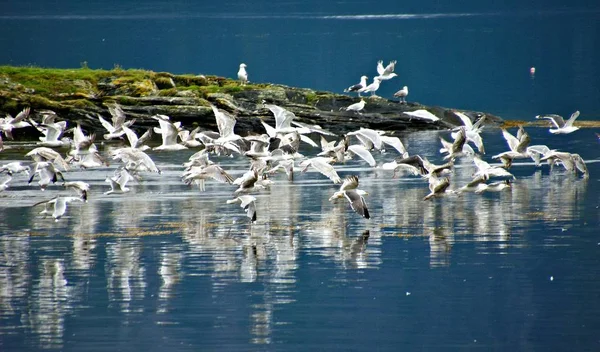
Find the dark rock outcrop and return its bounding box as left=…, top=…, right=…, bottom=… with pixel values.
left=0, top=67, right=503, bottom=138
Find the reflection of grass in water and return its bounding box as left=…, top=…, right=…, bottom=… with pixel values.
left=502, top=120, right=600, bottom=128
left=524, top=211, right=546, bottom=219
left=26, top=224, right=182, bottom=238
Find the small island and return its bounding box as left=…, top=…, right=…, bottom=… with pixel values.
left=0, top=65, right=502, bottom=137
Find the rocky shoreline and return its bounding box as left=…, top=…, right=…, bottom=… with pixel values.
left=0, top=66, right=503, bottom=138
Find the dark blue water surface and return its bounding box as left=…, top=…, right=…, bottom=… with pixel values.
left=0, top=127, right=599, bottom=351
left=1, top=1, right=600, bottom=119
left=2, top=1, right=600, bottom=351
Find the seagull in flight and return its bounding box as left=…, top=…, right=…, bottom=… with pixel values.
left=151, top=114, right=187, bottom=151
left=33, top=196, right=83, bottom=221
left=299, top=157, right=341, bottom=184
left=423, top=174, right=451, bottom=201
left=375, top=60, right=398, bottom=80
left=535, top=110, right=580, bottom=134
left=227, top=195, right=257, bottom=222
left=329, top=175, right=370, bottom=219
left=98, top=103, right=135, bottom=140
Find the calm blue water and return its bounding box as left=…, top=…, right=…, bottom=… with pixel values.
left=2, top=2, right=600, bottom=350
left=0, top=127, right=599, bottom=351
left=1, top=1, right=600, bottom=119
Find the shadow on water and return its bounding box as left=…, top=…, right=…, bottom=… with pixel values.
left=0, top=127, right=599, bottom=350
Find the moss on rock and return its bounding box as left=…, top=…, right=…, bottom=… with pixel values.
left=0, top=65, right=503, bottom=136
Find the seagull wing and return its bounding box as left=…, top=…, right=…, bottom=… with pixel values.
left=43, top=124, right=63, bottom=142
left=466, top=130, right=485, bottom=154
left=451, top=127, right=467, bottom=154
left=376, top=60, right=385, bottom=76
left=516, top=127, right=531, bottom=153
left=565, top=110, right=580, bottom=127
left=152, top=117, right=180, bottom=146
left=98, top=114, right=116, bottom=133
left=340, top=175, right=359, bottom=191
left=203, top=165, right=235, bottom=184
left=382, top=60, right=396, bottom=75
left=571, top=154, right=589, bottom=177
left=309, top=158, right=341, bottom=183
left=347, top=144, right=376, bottom=167
left=537, top=114, right=565, bottom=128
left=12, top=107, right=31, bottom=123
left=211, top=105, right=237, bottom=139
left=344, top=190, right=370, bottom=219
left=122, top=125, right=139, bottom=148
left=108, top=103, right=127, bottom=128
left=403, top=109, right=440, bottom=122
left=136, top=128, right=153, bottom=148
left=355, top=128, right=383, bottom=150
left=265, top=104, right=295, bottom=130
left=471, top=114, right=487, bottom=130
left=292, top=121, right=336, bottom=136
left=501, top=128, right=520, bottom=152
left=380, top=136, right=408, bottom=157
left=132, top=150, right=160, bottom=173
left=454, top=111, right=473, bottom=130
left=299, top=134, right=318, bottom=148
left=473, top=155, right=491, bottom=171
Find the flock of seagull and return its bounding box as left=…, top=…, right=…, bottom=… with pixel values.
left=0, top=62, right=592, bottom=223
left=342, top=60, right=408, bottom=113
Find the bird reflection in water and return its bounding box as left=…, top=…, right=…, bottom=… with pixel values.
left=105, top=239, right=146, bottom=314
left=157, top=247, right=183, bottom=314
left=22, top=259, right=70, bottom=350
left=428, top=227, right=453, bottom=268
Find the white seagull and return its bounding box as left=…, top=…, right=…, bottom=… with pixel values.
left=423, top=174, right=451, bottom=201
left=299, top=157, right=341, bottom=184
left=357, top=77, right=382, bottom=97
left=238, top=63, right=248, bottom=85
left=375, top=60, right=398, bottom=80
left=343, top=99, right=366, bottom=113
left=226, top=195, right=257, bottom=222
left=0, top=161, right=31, bottom=176
left=346, top=144, right=376, bottom=167
left=104, top=167, right=135, bottom=195
left=403, top=109, right=440, bottom=122
left=28, top=161, right=65, bottom=190
left=344, top=76, right=368, bottom=96
left=1, top=107, right=31, bottom=141
left=122, top=125, right=152, bottom=151
left=452, top=111, right=486, bottom=154
left=394, top=86, right=409, bottom=104
left=183, top=164, right=234, bottom=191
left=347, top=128, right=383, bottom=150
left=30, top=119, right=70, bottom=148
left=33, top=196, right=83, bottom=221
left=329, top=175, right=370, bottom=219
left=151, top=114, right=188, bottom=151
left=535, top=110, right=580, bottom=134
left=98, top=103, right=135, bottom=140
left=64, top=181, right=91, bottom=201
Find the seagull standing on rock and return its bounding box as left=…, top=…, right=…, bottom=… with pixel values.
left=394, top=86, right=409, bottom=104
left=344, top=75, right=368, bottom=96
left=342, top=99, right=366, bottom=114
left=238, top=63, right=248, bottom=85
left=358, top=77, right=382, bottom=97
